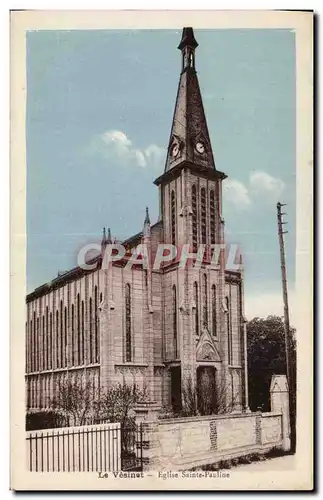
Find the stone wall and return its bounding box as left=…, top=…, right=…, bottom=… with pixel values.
left=141, top=411, right=285, bottom=471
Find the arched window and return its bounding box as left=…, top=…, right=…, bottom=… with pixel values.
left=45, top=307, right=49, bottom=370
left=95, top=286, right=99, bottom=363
left=203, top=274, right=208, bottom=327
left=64, top=306, right=67, bottom=367
left=125, top=284, right=132, bottom=362
left=171, top=190, right=176, bottom=246
left=33, top=311, right=36, bottom=372
left=55, top=310, right=59, bottom=369
left=77, top=294, right=80, bottom=366
left=36, top=317, right=40, bottom=371
left=71, top=305, right=74, bottom=366
left=192, top=185, right=197, bottom=251
left=60, top=300, right=63, bottom=368
left=25, top=321, right=28, bottom=373
left=49, top=312, right=53, bottom=369
left=201, top=187, right=207, bottom=244
left=89, top=297, right=93, bottom=364
left=172, top=285, right=178, bottom=358
left=30, top=318, right=33, bottom=373
left=226, top=296, right=233, bottom=364
left=210, top=190, right=216, bottom=245
left=194, top=282, right=199, bottom=336
left=212, top=285, right=217, bottom=336
left=81, top=300, right=85, bottom=365
left=42, top=315, right=45, bottom=371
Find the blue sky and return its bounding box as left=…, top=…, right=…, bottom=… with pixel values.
left=26, top=28, right=296, bottom=319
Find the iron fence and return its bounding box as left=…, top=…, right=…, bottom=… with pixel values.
left=26, top=422, right=143, bottom=472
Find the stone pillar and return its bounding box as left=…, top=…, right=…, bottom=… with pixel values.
left=270, top=374, right=291, bottom=451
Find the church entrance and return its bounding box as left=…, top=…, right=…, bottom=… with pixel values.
left=197, top=366, right=217, bottom=415
left=170, top=366, right=181, bottom=414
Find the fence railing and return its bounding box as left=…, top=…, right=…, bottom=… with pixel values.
left=26, top=423, right=121, bottom=472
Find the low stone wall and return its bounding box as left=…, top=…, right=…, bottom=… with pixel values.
left=141, top=412, right=284, bottom=470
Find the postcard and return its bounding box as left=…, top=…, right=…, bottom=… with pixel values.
left=10, top=9, right=313, bottom=491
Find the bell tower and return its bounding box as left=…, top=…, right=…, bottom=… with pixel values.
left=154, top=27, right=227, bottom=253
left=155, top=28, right=233, bottom=414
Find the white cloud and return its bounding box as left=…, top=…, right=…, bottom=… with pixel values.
left=223, top=179, right=251, bottom=209
left=249, top=171, right=285, bottom=199
left=96, top=129, right=165, bottom=169
left=223, top=170, right=285, bottom=210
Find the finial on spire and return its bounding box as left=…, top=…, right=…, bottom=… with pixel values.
left=101, top=226, right=107, bottom=255
left=144, top=206, right=150, bottom=225
left=107, top=227, right=112, bottom=244
left=178, top=27, right=198, bottom=50
left=101, top=227, right=107, bottom=244
left=143, top=206, right=151, bottom=238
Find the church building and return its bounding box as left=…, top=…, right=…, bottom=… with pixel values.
left=25, top=28, right=249, bottom=420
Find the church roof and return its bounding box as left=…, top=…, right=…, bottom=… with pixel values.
left=26, top=220, right=163, bottom=303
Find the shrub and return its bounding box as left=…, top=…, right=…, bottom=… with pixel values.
left=26, top=410, right=66, bottom=431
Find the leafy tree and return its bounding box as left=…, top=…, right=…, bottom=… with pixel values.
left=247, top=315, right=296, bottom=441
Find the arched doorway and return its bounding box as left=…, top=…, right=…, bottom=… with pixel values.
left=197, top=366, right=217, bottom=415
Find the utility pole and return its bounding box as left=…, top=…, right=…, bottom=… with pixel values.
left=276, top=202, right=291, bottom=388
left=277, top=201, right=295, bottom=451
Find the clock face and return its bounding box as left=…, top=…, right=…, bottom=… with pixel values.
left=196, top=142, right=205, bottom=154
left=171, top=143, right=179, bottom=157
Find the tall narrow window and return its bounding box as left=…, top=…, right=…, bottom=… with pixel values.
left=56, top=310, right=59, bottom=368
left=94, top=286, right=99, bottom=363
left=30, top=319, right=33, bottom=373
left=25, top=321, right=28, bottom=373
left=201, top=187, right=207, bottom=244
left=89, top=297, right=93, bottom=364
left=64, top=306, right=68, bottom=367
left=172, top=285, right=178, bottom=358
left=33, top=312, right=36, bottom=372
left=194, top=282, right=199, bottom=336
left=36, top=317, right=40, bottom=371
left=203, top=274, right=208, bottom=327
left=77, top=294, right=80, bottom=366
left=42, top=315, right=45, bottom=371
left=71, top=305, right=74, bottom=366
left=212, top=285, right=217, bottom=336
left=192, top=185, right=197, bottom=251
left=60, top=300, right=63, bottom=368
left=125, top=284, right=132, bottom=362
left=45, top=307, right=49, bottom=370
left=81, top=300, right=85, bottom=365
left=226, top=296, right=233, bottom=364
left=210, top=190, right=216, bottom=245
left=49, top=312, right=53, bottom=369
left=171, top=190, right=176, bottom=246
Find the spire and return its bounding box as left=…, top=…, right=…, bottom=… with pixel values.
left=143, top=206, right=151, bottom=238
left=161, top=27, right=216, bottom=175
left=101, top=227, right=107, bottom=252
left=107, top=227, right=112, bottom=244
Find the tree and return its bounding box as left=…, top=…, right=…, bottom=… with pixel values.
left=247, top=315, right=296, bottom=417
left=50, top=376, right=97, bottom=426
left=94, top=382, right=147, bottom=427
left=94, top=382, right=147, bottom=457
